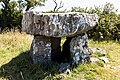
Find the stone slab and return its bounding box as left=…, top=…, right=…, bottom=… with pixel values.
left=22, top=11, right=99, bottom=37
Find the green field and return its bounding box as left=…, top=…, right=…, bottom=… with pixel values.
left=0, top=31, right=120, bottom=80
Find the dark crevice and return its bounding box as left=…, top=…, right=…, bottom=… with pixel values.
left=51, top=37, right=62, bottom=63
left=61, top=37, right=73, bottom=63
left=51, top=37, right=73, bottom=63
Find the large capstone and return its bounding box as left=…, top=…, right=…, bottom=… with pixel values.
left=22, top=11, right=99, bottom=65
left=22, top=12, right=99, bottom=37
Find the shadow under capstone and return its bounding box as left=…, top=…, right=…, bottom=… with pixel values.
left=51, top=37, right=62, bottom=63
left=51, top=37, right=73, bottom=63
left=61, top=37, right=73, bottom=63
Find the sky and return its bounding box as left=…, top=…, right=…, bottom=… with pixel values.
left=33, top=0, right=120, bottom=13
left=0, top=0, right=120, bottom=13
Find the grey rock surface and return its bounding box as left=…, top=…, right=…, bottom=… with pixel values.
left=99, top=57, right=109, bottom=63
left=70, top=33, right=90, bottom=64
left=59, top=63, right=70, bottom=73
left=90, top=57, right=99, bottom=63
left=88, top=47, right=107, bottom=56
left=30, top=35, right=51, bottom=64
left=89, top=47, right=108, bottom=64
left=22, top=11, right=99, bottom=37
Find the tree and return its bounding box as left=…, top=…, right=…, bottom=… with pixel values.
left=17, top=0, right=45, bottom=11
left=103, top=2, right=117, bottom=14
left=0, top=0, right=11, bottom=29
left=53, top=0, right=64, bottom=12
left=0, top=0, right=46, bottom=31
left=88, top=3, right=120, bottom=41
left=0, top=0, right=23, bottom=31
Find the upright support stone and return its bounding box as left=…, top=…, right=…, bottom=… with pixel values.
left=70, top=33, right=89, bottom=64
left=30, top=35, right=51, bottom=64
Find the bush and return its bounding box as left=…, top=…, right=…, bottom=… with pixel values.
left=71, top=3, right=120, bottom=41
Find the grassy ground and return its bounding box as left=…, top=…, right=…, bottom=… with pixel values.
left=0, top=31, right=120, bottom=80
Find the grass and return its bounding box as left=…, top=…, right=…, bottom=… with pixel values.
left=0, top=31, right=120, bottom=80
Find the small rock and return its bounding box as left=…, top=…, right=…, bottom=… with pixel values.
left=88, top=47, right=97, bottom=54
left=96, top=48, right=106, bottom=56
left=64, top=69, right=71, bottom=75
left=88, top=47, right=107, bottom=56
left=90, top=57, right=99, bottom=63
left=88, top=47, right=93, bottom=55
left=99, top=57, right=109, bottom=63
left=59, top=63, right=70, bottom=73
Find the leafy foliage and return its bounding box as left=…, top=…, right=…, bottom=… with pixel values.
left=18, top=0, right=45, bottom=11
left=71, top=3, right=120, bottom=41
left=0, top=0, right=45, bottom=32
left=0, top=1, right=22, bottom=31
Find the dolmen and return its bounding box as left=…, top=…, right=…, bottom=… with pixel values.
left=22, top=11, right=99, bottom=66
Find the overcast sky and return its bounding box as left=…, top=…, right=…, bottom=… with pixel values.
left=0, top=0, right=120, bottom=13
left=33, top=0, right=120, bottom=13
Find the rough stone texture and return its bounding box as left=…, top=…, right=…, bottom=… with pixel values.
left=59, top=63, right=70, bottom=73
left=99, top=57, right=109, bottom=63
left=30, top=35, right=51, bottom=64
left=22, top=11, right=99, bottom=37
left=89, top=47, right=108, bottom=64
left=88, top=47, right=107, bottom=56
left=90, top=57, right=99, bottom=63
left=22, top=11, right=99, bottom=65
left=70, top=33, right=90, bottom=64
